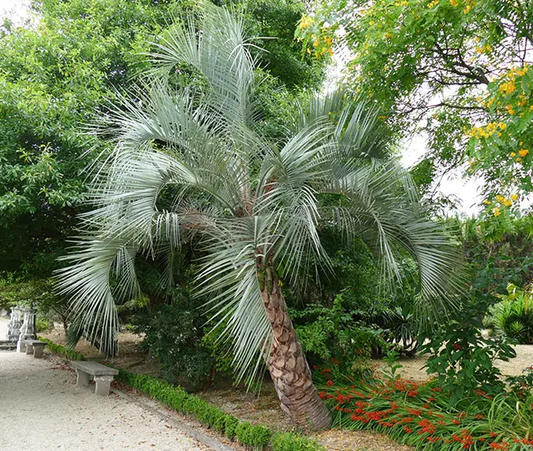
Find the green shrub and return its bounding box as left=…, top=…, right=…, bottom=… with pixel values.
left=38, top=337, right=84, bottom=361
left=235, top=421, right=272, bottom=449
left=224, top=415, right=239, bottom=439
left=421, top=313, right=516, bottom=405
left=272, top=432, right=325, bottom=451
left=489, top=283, right=533, bottom=344
left=132, top=293, right=214, bottom=392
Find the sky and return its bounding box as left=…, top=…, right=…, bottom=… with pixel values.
left=0, top=0, right=31, bottom=24
left=1, top=0, right=484, bottom=216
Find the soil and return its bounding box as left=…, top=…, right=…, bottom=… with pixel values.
left=38, top=323, right=533, bottom=451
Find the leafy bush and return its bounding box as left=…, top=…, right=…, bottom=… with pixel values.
left=38, top=337, right=84, bottom=361
left=235, top=422, right=272, bottom=449
left=291, top=295, right=387, bottom=373
left=421, top=313, right=515, bottom=405
left=488, top=283, right=533, bottom=344
left=272, top=432, right=325, bottom=451
left=132, top=288, right=214, bottom=392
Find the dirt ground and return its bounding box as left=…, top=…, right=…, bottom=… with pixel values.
left=38, top=323, right=533, bottom=451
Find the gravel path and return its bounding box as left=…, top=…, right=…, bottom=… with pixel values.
left=0, top=318, right=232, bottom=451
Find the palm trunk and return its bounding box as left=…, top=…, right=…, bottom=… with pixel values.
left=261, top=267, right=332, bottom=430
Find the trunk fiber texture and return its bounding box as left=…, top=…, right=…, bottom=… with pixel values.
left=261, top=269, right=332, bottom=431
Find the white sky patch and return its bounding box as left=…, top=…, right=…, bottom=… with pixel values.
left=0, top=0, right=33, bottom=27
left=400, top=134, right=483, bottom=217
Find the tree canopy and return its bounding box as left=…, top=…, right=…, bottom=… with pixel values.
left=299, top=0, right=533, bottom=214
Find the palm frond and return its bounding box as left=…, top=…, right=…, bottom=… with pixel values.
left=198, top=216, right=273, bottom=383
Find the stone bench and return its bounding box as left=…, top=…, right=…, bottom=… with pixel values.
left=22, top=339, right=47, bottom=358
left=71, top=361, right=119, bottom=396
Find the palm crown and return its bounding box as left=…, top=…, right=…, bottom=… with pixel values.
left=56, top=3, right=462, bottom=429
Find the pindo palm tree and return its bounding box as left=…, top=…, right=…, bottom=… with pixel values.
left=56, top=3, right=463, bottom=430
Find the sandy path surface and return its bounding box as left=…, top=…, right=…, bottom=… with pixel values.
left=0, top=319, right=232, bottom=451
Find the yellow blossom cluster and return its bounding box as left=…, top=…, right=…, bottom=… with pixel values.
left=300, top=15, right=313, bottom=30
left=427, top=0, right=439, bottom=8
left=463, top=0, right=475, bottom=13
left=499, top=80, right=516, bottom=95
left=475, top=44, right=492, bottom=54
left=450, top=0, right=459, bottom=6
left=486, top=194, right=519, bottom=209
left=518, top=149, right=529, bottom=157
left=394, top=0, right=409, bottom=6
left=466, top=122, right=506, bottom=139
left=508, top=65, right=529, bottom=78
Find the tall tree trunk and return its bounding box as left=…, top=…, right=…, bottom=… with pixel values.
left=261, top=267, right=332, bottom=430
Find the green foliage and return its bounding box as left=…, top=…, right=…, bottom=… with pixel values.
left=272, top=432, right=325, bottom=451
left=420, top=309, right=516, bottom=406
left=488, top=283, right=533, bottom=344
left=132, top=287, right=214, bottom=392
left=235, top=422, right=272, bottom=449
left=301, top=0, right=533, bottom=197
left=38, top=337, right=85, bottom=361
left=506, top=366, right=533, bottom=400
left=0, top=0, right=173, bottom=275
left=240, top=0, right=323, bottom=89
left=457, top=215, right=533, bottom=310
left=291, top=296, right=387, bottom=371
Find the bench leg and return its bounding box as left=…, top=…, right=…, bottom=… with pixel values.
left=25, top=344, right=34, bottom=355
left=17, top=341, right=26, bottom=353
left=33, top=345, right=45, bottom=358
left=94, top=375, right=114, bottom=396
left=76, top=369, right=90, bottom=388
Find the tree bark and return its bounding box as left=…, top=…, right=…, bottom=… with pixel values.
left=261, top=267, right=332, bottom=431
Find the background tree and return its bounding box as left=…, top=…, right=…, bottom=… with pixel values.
left=56, top=4, right=463, bottom=430
left=298, top=0, right=533, bottom=209
left=0, top=0, right=321, bottom=277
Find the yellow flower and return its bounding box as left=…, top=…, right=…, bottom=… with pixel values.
left=511, top=194, right=519, bottom=201
left=506, top=105, right=515, bottom=115
left=483, top=200, right=491, bottom=205
left=519, top=149, right=529, bottom=157
left=499, top=81, right=516, bottom=95
left=503, top=198, right=512, bottom=207
left=496, top=195, right=505, bottom=203
left=385, top=32, right=392, bottom=39
left=450, top=0, right=459, bottom=5
left=300, top=16, right=313, bottom=29
left=493, top=207, right=501, bottom=217
left=510, top=152, right=516, bottom=157
left=516, top=157, right=522, bottom=162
